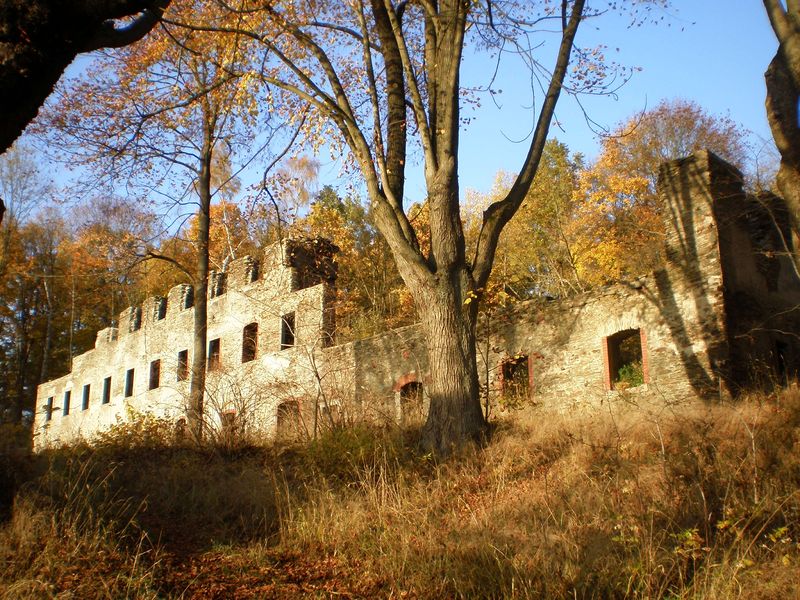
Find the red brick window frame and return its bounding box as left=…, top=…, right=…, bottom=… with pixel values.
left=602, top=328, right=649, bottom=391
left=393, top=372, right=421, bottom=392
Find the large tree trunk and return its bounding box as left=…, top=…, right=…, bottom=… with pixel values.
left=765, top=49, right=800, bottom=247
left=763, top=1, right=800, bottom=255
left=417, top=272, right=485, bottom=454
left=187, top=130, right=213, bottom=440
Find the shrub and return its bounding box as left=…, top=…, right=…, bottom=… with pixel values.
left=617, top=360, right=644, bottom=388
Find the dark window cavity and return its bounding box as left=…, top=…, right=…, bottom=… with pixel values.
left=124, top=369, right=135, bottom=397
left=280, top=313, right=295, bottom=350
left=210, top=272, right=227, bottom=298
left=82, top=384, right=90, bottom=411
left=102, top=377, right=111, bottom=404
left=155, top=297, right=167, bottom=320
left=149, top=359, right=161, bottom=390
left=129, top=306, right=142, bottom=332
left=183, top=286, right=194, bottom=309
left=242, top=322, right=258, bottom=363
left=247, top=260, right=260, bottom=283
left=501, top=354, right=531, bottom=405
left=208, top=338, right=221, bottom=370
left=399, top=381, right=424, bottom=424
left=177, top=350, right=189, bottom=381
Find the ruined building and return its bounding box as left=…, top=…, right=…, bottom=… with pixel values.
left=33, top=152, right=800, bottom=449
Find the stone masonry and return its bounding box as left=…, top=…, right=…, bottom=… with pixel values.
left=33, top=152, right=800, bottom=448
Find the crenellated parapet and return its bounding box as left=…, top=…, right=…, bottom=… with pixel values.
left=95, top=239, right=338, bottom=355
left=94, top=327, right=118, bottom=348
left=227, top=255, right=260, bottom=289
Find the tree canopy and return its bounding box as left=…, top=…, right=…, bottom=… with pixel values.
left=0, top=0, right=172, bottom=155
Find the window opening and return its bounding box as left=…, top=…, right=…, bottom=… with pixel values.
left=277, top=400, right=302, bottom=438
left=208, top=338, right=221, bottom=370
left=149, top=359, right=161, bottom=390
left=45, top=397, right=53, bottom=422
left=500, top=354, right=531, bottom=407
left=102, top=377, right=111, bottom=404
left=281, top=313, right=295, bottom=349
left=63, top=390, right=71, bottom=416
left=129, top=306, right=142, bottom=332
left=399, top=381, right=424, bottom=424
left=155, top=297, right=167, bottom=320
left=183, top=286, right=194, bottom=309
left=210, top=272, right=227, bottom=298
left=242, top=322, right=258, bottom=363
left=82, top=384, right=90, bottom=411
left=605, top=329, right=646, bottom=390
left=248, top=260, right=260, bottom=283
left=124, top=368, right=135, bottom=397
left=177, top=350, right=189, bottom=381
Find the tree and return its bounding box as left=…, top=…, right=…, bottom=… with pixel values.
left=45, top=0, right=268, bottom=438
left=568, top=100, right=751, bottom=282
left=173, top=0, right=666, bottom=452
left=763, top=0, right=800, bottom=241
left=599, top=99, right=750, bottom=192
left=464, top=141, right=586, bottom=300
left=0, top=0, right=173, bottom=155
left=294, top=186, right=412, bottom=340
left=0, top=143, right=50, bottom=277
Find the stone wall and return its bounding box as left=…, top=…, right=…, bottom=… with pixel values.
left=33, top=152, right=800, bottom=449
left=314, top=152, right=800, bottom=416
left=33, top=240, right=336, bottom=449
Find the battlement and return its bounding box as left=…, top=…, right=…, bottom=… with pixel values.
left=109, top=237, right=339, bottom=346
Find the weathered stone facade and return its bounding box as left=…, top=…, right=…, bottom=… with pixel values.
left=33, top=152, right=800, bottom=448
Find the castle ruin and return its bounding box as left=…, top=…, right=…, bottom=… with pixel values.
left=33, top=152, right=800, bottom=449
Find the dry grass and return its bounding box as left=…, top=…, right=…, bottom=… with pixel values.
left=1, top=389, right=799, bottom=598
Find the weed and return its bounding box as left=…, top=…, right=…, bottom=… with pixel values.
left=2, top=389, right=799, bottom=598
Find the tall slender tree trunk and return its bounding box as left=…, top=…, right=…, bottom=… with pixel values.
left=763, top=1, right=800, bottom=255
left=12, top=284, right=31, bottom=424
left=187, top=127, right=213, bottom=440
left=39, top=279, right=54, bottom=385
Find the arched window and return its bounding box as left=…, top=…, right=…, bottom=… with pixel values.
left=277, top=400, right=303, bottom=438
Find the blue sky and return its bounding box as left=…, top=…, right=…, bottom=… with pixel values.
left=30, top=2, right=780, bottom=212
left=385, top=1, right=779, bottom=201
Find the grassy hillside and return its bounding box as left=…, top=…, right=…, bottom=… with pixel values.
left=2, top=389, right=799, bottom=599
